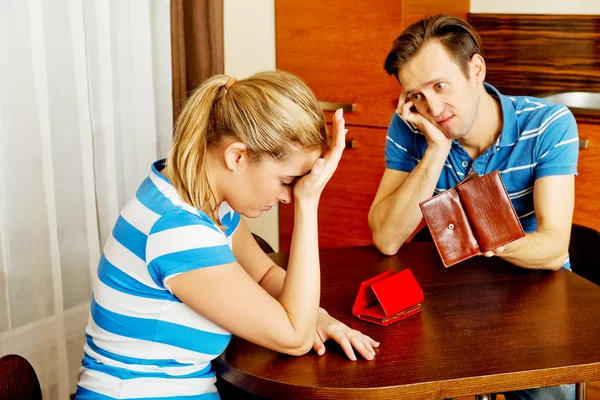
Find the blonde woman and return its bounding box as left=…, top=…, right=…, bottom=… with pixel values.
left=76, top=71, right=379, bottom=399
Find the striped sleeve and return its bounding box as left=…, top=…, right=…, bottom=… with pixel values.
left=534, top=106, right=579, bottom=179
left=146, top=209, right=236, bottom=290
left=385, top=112, right=420, bottom=172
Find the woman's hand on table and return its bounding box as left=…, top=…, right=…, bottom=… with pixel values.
left=314, top=308, right=379, bottom=361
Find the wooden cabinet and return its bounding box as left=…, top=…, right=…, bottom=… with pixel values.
left=573, top=123, right=600, bottom=232
left=276, top=0, right=469, bottom=250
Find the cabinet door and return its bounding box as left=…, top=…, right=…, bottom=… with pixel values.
left=574, top=123, right=600, bottom=232
left=275, top=0, right=469, bottom=129
left=276, top=1, right=402, bottom=128
left=279, top=125, right=387, bottom=251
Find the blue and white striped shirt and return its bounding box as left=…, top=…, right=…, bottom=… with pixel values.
left=386, top=83, right=578, bottom=267
left=77, top=159, right=241, bottom=400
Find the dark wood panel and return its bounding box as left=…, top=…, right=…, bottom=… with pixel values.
left=468, top=13, right=600, bottom=124
left=279, top=125, right=387, bottom=251
left=574, top=123, right=600, bottom=233
left=468, top=14, right=600, bottom=93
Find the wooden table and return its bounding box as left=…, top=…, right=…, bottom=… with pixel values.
left=214, top=243, right=600, bottom=399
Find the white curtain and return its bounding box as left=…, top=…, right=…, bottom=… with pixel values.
left=0, top=0, right=173, bottom=398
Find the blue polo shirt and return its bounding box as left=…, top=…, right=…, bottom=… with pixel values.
left=385, top=83, right=578, bottom=266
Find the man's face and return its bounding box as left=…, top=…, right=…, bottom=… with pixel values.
left=398, top=40, right=481, bottom=140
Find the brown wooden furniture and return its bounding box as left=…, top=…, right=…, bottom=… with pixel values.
left=215, top=243, right=600, bottom=399
left=574, top=123, right=600, bottom=233
left=466, top=14, right=600, bottom=123
left=0, top=354, right=42, bottom=400
left=276, top=0, right=470, bottom=251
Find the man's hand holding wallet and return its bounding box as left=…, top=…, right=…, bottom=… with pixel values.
left=419, top=170, right=526, bottom=268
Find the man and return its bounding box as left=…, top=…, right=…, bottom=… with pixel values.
left=368, top=14, right=577, bottom=400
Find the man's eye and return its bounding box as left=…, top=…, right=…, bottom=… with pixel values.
left=434, top=82, right=446, bottom=90
left=411, top=93, right=422, bottom=101
left=281, top=181, right=294, bottom=187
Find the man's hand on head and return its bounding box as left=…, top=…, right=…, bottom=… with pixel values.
left=397, top=93, right=451, bottom=150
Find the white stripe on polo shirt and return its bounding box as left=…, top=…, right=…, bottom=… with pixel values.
left=146, top=224, right=228, bottom=263
left=78, top=368, right=217, bottom=399
left=103, top=235, right=162, bottom=290
left=120, top=196, right=161, bottom=235
left=85, top=320, right=213, bottom=368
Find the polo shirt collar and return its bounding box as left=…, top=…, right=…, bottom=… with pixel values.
left=485, top=82, right=520, bottom=148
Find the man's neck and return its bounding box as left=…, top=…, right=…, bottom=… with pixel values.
left=458, top=85, right=503, bottom=159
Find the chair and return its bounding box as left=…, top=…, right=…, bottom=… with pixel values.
left=0, top=354, right=43, bottom=400
left=568, top=224, right=600, bottom=400
left=252, top=233, right=275, bottom=254
left=568, top=224, right=600, bottom=286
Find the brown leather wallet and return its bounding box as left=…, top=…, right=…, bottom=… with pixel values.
left=419, top=170, right=525, bottom=267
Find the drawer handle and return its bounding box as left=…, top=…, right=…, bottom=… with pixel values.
left=580, top=139, right=589, bottom=149
left=319, top=102, right=356, bottom=113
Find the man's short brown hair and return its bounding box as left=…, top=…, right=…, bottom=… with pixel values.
left=384, top=14, right=484, bottom=81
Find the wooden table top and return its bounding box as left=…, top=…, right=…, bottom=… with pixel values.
left=215, top=243, right=600, bottom=399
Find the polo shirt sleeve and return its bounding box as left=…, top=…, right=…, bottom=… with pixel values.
left=534, top=106, right=579, bottom=179
left=385, top=112, right=420, bottom=172
left=146, top=209, right=236, bottom=292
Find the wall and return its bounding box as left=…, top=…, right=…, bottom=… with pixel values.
left=223, top=0, right=279, bottom=251
left=471, top=0, right=600, bottom=14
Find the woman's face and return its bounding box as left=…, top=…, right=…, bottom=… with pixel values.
left=222, top=145, right=321, bottom=218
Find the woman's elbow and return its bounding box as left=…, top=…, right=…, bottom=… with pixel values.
left=279, top=338, right=313, bottom=357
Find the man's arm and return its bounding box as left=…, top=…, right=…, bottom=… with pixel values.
left=369, top=96, right=452, bottom=255
left=493, top=175, right=574, bottom=270
left=368, top=145, right=449, bottom=255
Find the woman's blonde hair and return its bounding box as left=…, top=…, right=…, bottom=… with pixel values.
left=165, top=70, right=327, bottom=222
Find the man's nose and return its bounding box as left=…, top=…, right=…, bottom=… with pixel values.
left=426, top=96, right=445, bottom=119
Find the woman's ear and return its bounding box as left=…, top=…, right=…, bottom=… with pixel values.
left=223, top=141, right=248, bottom=171
left=470, top=53, right=486, bottom=84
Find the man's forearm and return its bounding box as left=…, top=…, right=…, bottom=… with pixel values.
left=499, top=229, right=569, bottom=270
left=370, top=145, right=450, bottom=255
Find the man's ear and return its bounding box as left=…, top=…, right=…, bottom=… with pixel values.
left=470, top=53, right=486, bottom=84
left=223, top=141, right=248, bottom=171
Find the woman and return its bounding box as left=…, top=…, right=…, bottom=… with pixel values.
left=76, top=71, right=379, bottom=399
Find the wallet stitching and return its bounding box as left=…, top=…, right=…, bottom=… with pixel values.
left=457, top=170, right=525, bottom=251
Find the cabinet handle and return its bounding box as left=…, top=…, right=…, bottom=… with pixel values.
left=319, top=102, right=356, bottom=113
left=580, top=139, right=589, bottom=149
left=345, top=139, right=357, bottom=149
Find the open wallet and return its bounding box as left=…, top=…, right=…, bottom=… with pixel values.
left=352, top=269, right=424, bottom=326
left=419, top=170, right=526, bottom=268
